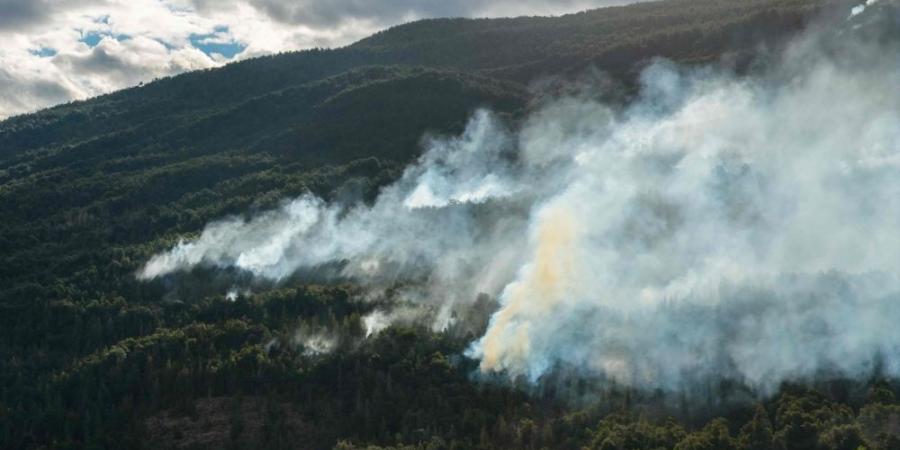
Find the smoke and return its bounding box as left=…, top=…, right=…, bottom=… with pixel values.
left=363, top=310, right=391, bottom=338
left=293, top=326, right=339, bottom=356
left=141, top=4, right=900, bottom=393
left=851, top=0, right=883, bottom=17
left=225, top=287, right=252, bottom=301
left=139, top=109, right=531, bottom=305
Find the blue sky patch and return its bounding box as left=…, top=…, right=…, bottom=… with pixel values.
left=190, top=26, right=246, bottom=59
left=29, top=47, right=57, bottom=58
left=79, top=30, right=130, bottom=47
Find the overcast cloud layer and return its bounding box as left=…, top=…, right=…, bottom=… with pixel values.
left=0, top=0, right=636, bottom=119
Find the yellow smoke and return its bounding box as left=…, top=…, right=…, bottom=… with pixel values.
left=479, top=204, right=579, bottom=373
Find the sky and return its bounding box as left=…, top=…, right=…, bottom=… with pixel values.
left=0, top=0, right=636, bottom=119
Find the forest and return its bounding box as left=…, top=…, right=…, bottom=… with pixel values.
left=2, top=0, right=899, bottom=449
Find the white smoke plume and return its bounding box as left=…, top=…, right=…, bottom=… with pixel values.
left=293, top=327, right=338, bottom=356
left=141, top=6, right=900, bottom=393
left=851, top=0, right=883, bottom=17
left=225, top=287, right=252, bottom=302
left=139, top=109, right=531, bottom=309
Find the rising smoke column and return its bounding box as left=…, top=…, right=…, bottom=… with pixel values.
left=468, top=21, right=900, bottom=390
left=140, top=110, right=535, bottom=325
left=141, top=6, right=900, bottom=393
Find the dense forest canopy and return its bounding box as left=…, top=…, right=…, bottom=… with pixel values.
left=2, top=0, right=900, bottom=449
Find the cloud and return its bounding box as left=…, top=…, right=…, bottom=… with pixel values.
left=234, top=0, right=631, bottom=27
left=0, top=0, right=643, bottom=119
left=0, top=0, right=220, bottom=118
left=53, top=36, right=214, bottom=90
left=0, top=0, right=47, bottom=31
left=141, top=7, right=900, bottom=394
left=0, top=0, right=106, bottom=31
left=0, top=65, right=77, bottom=116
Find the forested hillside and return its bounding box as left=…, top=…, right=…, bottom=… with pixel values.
left=4, top=0, right=899, bottom=449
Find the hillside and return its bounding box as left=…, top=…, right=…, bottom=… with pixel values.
left=352, top=0, right=831, bottom=78
left=0, top=0, right=841, bottom=290
left=0, top=0, right=833, bottom=158
left=3, top=0, right=898, bottom=449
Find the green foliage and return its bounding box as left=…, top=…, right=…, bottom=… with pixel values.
left=0, top=0, right=887, bottom=449
left=737, top=405, right=776, bottom=450
left=589, top=415, right=687, bottom=450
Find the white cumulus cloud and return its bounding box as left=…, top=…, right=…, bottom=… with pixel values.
left=0, top=0, right=641, bottom=119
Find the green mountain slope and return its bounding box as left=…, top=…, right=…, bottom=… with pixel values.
left=353, top=0, right=830, bottom=78
left=0, top=0, right=839, bottom=293
left=3, top=0, right=892, bottom=449
left=0, top=0, right=833, bottom=160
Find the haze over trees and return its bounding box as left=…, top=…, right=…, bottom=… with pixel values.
left=2, top=0, right=899, bottom=449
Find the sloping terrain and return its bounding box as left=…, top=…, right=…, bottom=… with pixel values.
left=0, top=0, right=840, bottom=296
left=5, top=0, right=898, bottom=449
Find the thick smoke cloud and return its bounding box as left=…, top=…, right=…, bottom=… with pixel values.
left=141, top=7, right=900, bottom=393
left=141, top=111, right=532, bottom=322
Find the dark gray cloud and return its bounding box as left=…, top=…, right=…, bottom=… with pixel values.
left=0, top=66, right=75, bottom=115
left=0, top=0, right=56, bottom=31
left=242, top=0, right=635, bottom=27
left=0, top=0, right=104, bottom=31
left=0, top=0, right=43, bottom=29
